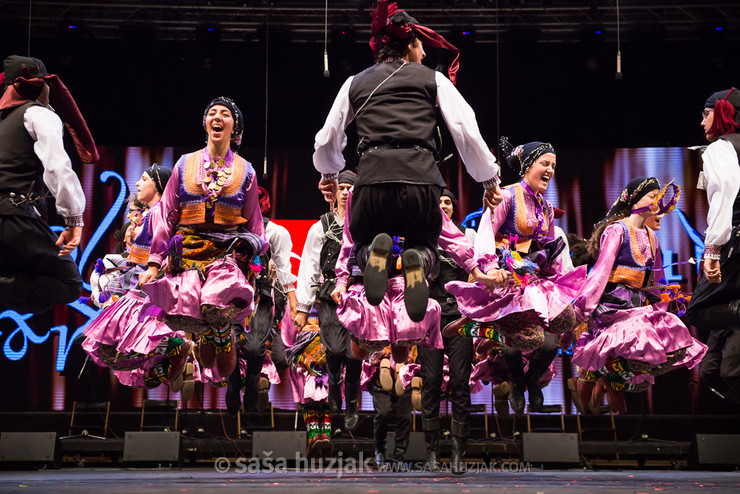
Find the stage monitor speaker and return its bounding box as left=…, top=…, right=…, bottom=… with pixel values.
left=252, top=431, right=307, bottom=460
left=123, top=431, right=181, bottom=464
left=522, top=432, right=579, bottom=464
left=0, top=432, right=60, bottom=466
left=386, top=431, right=426, bottom=462
left=696, top=434, right=740, bottom=465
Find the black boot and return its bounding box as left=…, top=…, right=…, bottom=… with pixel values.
left=509, top=382, right=526, bottom=414
left=374, top=449, right=389, bottom=470
left=225, top=364, right=242, bottom=415
left=527, top=373, right=544, bottom=413
left=450, top=419, right=469, bottom=475
left=344, top=400, right=359, bottom=431
left=328, top=378, right=342, bottom=415
left=526, top=334, right=558, bottom=413
left=422, top=417, right=441, bottom=472
left=391, top=434, right=410, bottom=468
left=343, top=374, right=360, bottom=431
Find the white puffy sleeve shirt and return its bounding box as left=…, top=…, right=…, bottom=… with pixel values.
left=24, top=105, right=86, bottom=226
left=313, top=70, right=499, bottom=187
left=702, top=139, right=740, bottom=259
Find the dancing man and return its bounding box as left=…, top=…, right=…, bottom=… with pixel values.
left=313, top=0, right=501, bottom=323
left=0, top=55, right=98, bottom=313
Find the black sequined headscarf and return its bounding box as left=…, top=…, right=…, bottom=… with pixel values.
left=203, top=96, right=244, bottom=151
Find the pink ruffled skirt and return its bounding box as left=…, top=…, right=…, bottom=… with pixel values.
left=83, top=290, right=172, bottom=368
left=573, top=303, right=707, bottom=372
left=445, top=265, right=587, bottom=331
left=142, top=256, right=254, bottom=332
left=337, top=277, right=442, bottom=351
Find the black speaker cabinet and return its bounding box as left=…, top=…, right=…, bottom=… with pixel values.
left=696, top=434, right=740, bottom=465
left=252, top=431, right=307, bottom=460
left=386, top=431, right=426, bottom=461
left=0, top=432, right=61, bottom=467
left=522, top=432, right=580, bottom=464
left=123, top=431, right=181, bottom=464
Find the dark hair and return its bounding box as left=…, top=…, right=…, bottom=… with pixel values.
left=586, top=212, right=629, bottom=259
left=126, top=194, right=146, bottom=211
left=113, top=221, right=132, bottom=254
left=566, top=232, right=592, bottom=268
left=378, top=34, right=417, bottom=62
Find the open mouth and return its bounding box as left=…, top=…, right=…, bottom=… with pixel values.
left=541, top=175, right=551, bottom=185
left=212, top=123, right=223, bottom=133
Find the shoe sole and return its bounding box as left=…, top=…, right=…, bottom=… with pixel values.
left=402, top=250, right=428, bottom=323
left=379, top=359, right=393, bottom=392
left=411, top=376, right=422, bottom=411
left=567, top=377, right=584, bottom=414
left=181, top=363, right=195, bottom=402
left=394, top=365, right=406, bottom=396
left=365, top=234, right=392, bottom=306
left=257, top=377, right=270, bottom=411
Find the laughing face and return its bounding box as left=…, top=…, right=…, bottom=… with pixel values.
left=524, top=152, right=556, bottom=195
left=646, top=213, right=665, bottom=230
left=205, top=104, right=234, bottom=148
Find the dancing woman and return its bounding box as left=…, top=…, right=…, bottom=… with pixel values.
left=570, top=177, right=706, bottom=413
left=139, top=97, right=266, bottom=378
left=444, top=139, right=587, bottom=349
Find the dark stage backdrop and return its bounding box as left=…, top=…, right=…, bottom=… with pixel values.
left=0, top=144, right=714, bottom=417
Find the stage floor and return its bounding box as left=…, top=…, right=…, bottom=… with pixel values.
left=1, top=469, right=740, bottom=493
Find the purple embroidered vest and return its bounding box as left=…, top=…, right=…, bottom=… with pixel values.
left=177, top=149, right=254, bottom=226
left=128, top=203, right=158, bottom=265
left=495, top=181, right=553, bottom=253
left=607, top=220, right=657, bottom=289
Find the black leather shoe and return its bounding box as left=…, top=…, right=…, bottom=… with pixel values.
left=423, top=430, right=441, bottom=472
left=344, top=400, right=359, bottom=431
left=450, top=435, right=468, bottom=475
left=225, top=365, right=242, bottom=415
left=528, top=384, right=544, bottom=413
left=509, top=382, right=526, bottom=414
left=401, top=249, right=429, bottom=323
left=328, top=380, right=342, bottom=414
left=374, top=450, right=389, bottom=470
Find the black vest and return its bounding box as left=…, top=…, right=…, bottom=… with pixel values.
left=256, top=216, right=274, bottom=295
left=0, top=101, right=45, bottom=216
left=317, top=212, right=343, bottom=302
left=429, top=223, right=469, bottom=316
left=348, top=60, right=444, bottom=187
left=718, top=133, right=740, bottom=226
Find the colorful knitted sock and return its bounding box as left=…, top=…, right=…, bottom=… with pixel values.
left=581, top=368, right=606, bottom=383
left=302, top=405, right=320, bottom=443
left=320, top=405, right=332, bottom=439
left=459, top=321, right=501, bottom=341
left=144, top=362, right=170, bottom=388
left=213, top=324, right=233, bottom=353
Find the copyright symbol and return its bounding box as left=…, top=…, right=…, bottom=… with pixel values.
left=214, top=457, right=230, bottom=473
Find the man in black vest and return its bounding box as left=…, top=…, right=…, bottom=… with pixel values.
left=313, top=0, right=501, bottom=324
left=295, top=170, right=363, bottom=431
left=227, top=187, right=295, bottom=415
left=0, top=55, right=97, bottom=313
left=419, top=189, right=475, bottom=474
left=686, top=88, right=740, bottom=406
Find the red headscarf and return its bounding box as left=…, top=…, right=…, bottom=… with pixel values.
left=369, top=0, right=460, bottom=85
left=0, top=55, right=99, bottom=164
left=258, top=186, right=271, bottom=214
